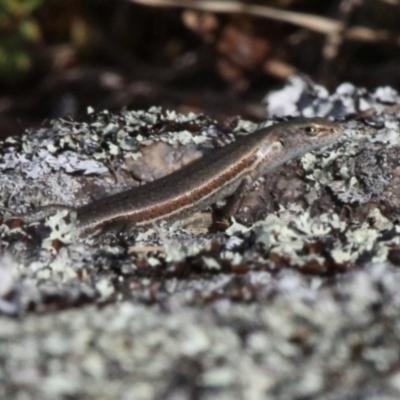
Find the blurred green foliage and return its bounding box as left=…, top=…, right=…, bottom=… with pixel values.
left=0, top=0, right=43, bottom=83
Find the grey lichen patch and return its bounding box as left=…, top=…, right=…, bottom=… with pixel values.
left=3, top=261, right=400, bottom=399
left=40, top=210, right=77, bottom=254
left=223, top=212, right=341, bottom=271
left=95, top=277, right=115, bottom=300
left=233, top=118, right=260, bottom=134
left=164, top=239, right=204, bottom=264
left=325, top=131, right=393, bottom=206
left=370, top=121, right=400, bottom=145
left=0, top=255, right=21, bottom=315
left=0, top=107, right=222, bottom=210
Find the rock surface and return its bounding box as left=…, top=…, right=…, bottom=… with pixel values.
left=1, top=77, right=400, bottom=399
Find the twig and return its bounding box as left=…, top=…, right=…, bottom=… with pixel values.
left=130, top=0, right=400, bottom=45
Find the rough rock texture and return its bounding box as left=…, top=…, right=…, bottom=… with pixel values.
left=1, top=77, right=400, bottom=399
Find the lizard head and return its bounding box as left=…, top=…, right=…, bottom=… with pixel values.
left=274, top=117, right=343, bottom=150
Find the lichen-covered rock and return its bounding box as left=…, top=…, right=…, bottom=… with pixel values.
left=1, top=77, right=400, bottom=399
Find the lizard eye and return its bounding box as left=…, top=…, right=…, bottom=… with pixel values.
left=305, top=126, right=318, bottom=136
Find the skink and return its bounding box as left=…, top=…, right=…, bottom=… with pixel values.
left=3, top=118, right=343, bottom=232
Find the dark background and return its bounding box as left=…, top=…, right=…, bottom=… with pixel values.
left=1, top=0, right=400, bottom=137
